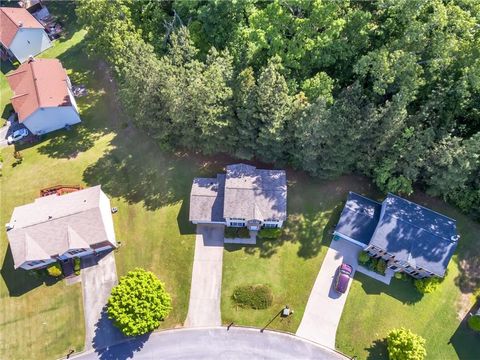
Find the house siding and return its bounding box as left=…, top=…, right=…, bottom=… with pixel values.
left=99, top=190, right=117, bottom=247
left=9, top=28, right=51, bottom=63
left=23, top=106, right=81, bottom=135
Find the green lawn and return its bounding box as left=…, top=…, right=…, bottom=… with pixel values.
left=0, top=11, right=199, bottom=359
left=221, top=175, right=381, bottom=333
left=336, top=194, right=480, bottom=360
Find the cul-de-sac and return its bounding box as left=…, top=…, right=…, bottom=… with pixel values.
left=0, top=1, right=479, bottom=360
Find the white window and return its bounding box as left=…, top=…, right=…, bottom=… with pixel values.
left=263, top=223, right=278, bottom=228
left=230, top=222, right=245, bottom=227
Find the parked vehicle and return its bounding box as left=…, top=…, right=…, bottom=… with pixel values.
left=335, top=263, right=353, bottom=293
left=7, top=128, right=29, bottom=144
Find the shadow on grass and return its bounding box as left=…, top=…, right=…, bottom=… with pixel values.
left=1, top=104, right=13, bottom=122
left=1, top=59, right=15, bottom=74
left=227, top=203, right=343, bottom=259
left=365, top=338, right=388, bottom=360
left=0, top=246, right=60, bottom=296
left=449, top=300, right=480, bottom=359
left=355, top=272, right=423, bottom=304
left=92, top=307, right=150, bottom=360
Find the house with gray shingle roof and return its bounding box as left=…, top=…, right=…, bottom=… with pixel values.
left=334, top=192, right=459, bottom=279
left=189, top=164, right=287, bottom=230
left=6, top=185, right=117, bottom=270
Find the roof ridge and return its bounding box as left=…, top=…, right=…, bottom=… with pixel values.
left=28, top=61, right=42, bottom=111
left=13, top=206, right=100, bottom=231
left=5, top=69, right=27, bottom=78
left=387, top=193, right=457, bottom=223
left=10, top=93, right=29, bottom=100
left=349, top=191, right=382, bottom=204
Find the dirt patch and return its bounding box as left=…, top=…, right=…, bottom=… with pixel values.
left=457, top=292, right=475, bottom=320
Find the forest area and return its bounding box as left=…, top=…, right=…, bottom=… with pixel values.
left=76, top=0, right=480, bottom=218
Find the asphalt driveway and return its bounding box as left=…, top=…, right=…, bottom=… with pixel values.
left=81, top=252, right=122, bottom=351
left=296, top=238, right=361, bottom=349
left=184, top=224, right=225, bottom=327
left=73, top=327, right=348, bottom=360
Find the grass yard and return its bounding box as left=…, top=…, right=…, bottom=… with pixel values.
left=0, top=7, right=202, bottom=358
left=336, top=194, right=480, bottom=359
left=221, top=175, right=381, bottom=333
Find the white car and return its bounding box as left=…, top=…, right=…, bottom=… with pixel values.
left=7, top=128, right=29, bottom=144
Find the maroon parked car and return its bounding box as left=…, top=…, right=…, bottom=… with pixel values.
left=335, top=263, right=353, bottom=293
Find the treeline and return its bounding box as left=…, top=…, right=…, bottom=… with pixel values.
left=76, top=0, right=480, bottom=218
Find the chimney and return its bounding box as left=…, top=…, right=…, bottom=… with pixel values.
left=28, top=55, right=35, bottom=63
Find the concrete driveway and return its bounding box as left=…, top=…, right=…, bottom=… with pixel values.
left=73, top=327, right=348, bottom=360
left=184, top=225, right=225, bottom=327
left=296, top=238, right=361, bottom=349
left=81, top=252, right=122, bottom=351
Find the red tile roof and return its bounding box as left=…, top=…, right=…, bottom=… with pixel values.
left=6, top=58, right=72, bottom=122
left=0, top=7, right=43, bottom=47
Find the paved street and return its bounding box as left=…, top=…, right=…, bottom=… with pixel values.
left=184, top=225, right=225, bottom=327
left=73, top=327, right=348, bottom=360
left=81, top=252, right=123, bottom=351
left=296, top=238, right=361, bottom=349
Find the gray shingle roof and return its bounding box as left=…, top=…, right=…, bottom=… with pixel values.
left=6, top=186, right=116, bottom=268
left=369, top=193, right=458, bottom=276
left=189, top=164, right=287, bottom=222
left=335, top=192, right=382, bottom=245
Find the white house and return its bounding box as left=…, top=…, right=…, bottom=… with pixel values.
left=0, top=6, right=51, bottom=63
left=6, top=186, right=117, bottom=271
left=6, top=58, right=81, bottom=135
left=189, top=164, right=287, bottom=230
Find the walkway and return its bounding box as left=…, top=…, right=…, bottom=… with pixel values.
left=81, top=252, right=122, bottom=351
left=184, top=225, right=224, bottom=327
left=73, top=327, right=348, bottom=360
left=296, top=238, right=360, bottom=349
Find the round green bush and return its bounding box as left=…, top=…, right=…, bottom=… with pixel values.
left=468, top=315, right=480, bottom=332
left=376, top=259, right=387, bottom=274
left=46, top=263, right=62, bottom=277
left=387, top=328, right=426, bottom=360
left=232, top=284, right=273, bottom=309
left=414, top=276, right=443, bottom=294
left=358, top=251, right=370, bottom=265
left=107, top=268, right=172, bottom=336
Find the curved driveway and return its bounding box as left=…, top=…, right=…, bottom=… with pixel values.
left=73, top=327, right=348, bottom=360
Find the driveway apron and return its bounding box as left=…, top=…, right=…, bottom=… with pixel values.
left=296, top=238, right=361, bottom=349
left=185, top=225, right=224, bottom=327
left=81, top=252, right=120, bottom=351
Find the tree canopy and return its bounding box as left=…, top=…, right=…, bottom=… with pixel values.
left=76, top=0, right=480, bottom=219
left=107, top=268, right=172, bottom=336
left=387, top=328, right=427, bottom=360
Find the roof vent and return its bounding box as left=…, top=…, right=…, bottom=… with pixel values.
left=5, top=223, right=14, bottom=231
left=28, top=55, right=34, bottom=63
left=48, top=215, right=53, bottom=220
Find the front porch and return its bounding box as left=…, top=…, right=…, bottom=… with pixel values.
left=224, top=229, right=257, bottom=245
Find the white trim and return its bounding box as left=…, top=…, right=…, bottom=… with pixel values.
left=349, top=191, right=382, bottom=204
left=333, top=231, right=368, bottom=249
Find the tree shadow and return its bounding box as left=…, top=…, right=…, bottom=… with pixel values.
left=365, top=338, right=388, bottom=360
left=177, top=197, right=196, bottom=235
left=355, top=272, right=423, bottom=304
left=0, top=246, right=60, bottom=296
left=92, top=307, right=150, bottom=360
left=455, top=247, right=480, bottom=294
left=449, top=300, right=480, bottom=360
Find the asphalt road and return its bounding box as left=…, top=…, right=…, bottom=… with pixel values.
left=72, top=327, right=349, bottom=360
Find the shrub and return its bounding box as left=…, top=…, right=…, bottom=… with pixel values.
left=257, top=228, right=282, bottom=240
left=232, top=284, right=273, bottom=309
left=46, top=263, right=62, bottom=277
left=387, top=328, right=427, bottom=360
left=107, top=268, right=172, bottom=336
left=468, top=315, right=480, bottom=332
left=414, top=276, right=444, bottom=294
left=358, top=251, right=370, bottom=265
left=73, top=257, right=81, bottom=275
left=394, top=272, right=407, bottom=280
left=225, top=227, right=250, bottom=239
left=368, top=257, right=379, bottom=271
left=376, top=259, right=387, bottom=275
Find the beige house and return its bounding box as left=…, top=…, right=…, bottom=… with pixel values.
left=6, top=186, right=116, bottom=270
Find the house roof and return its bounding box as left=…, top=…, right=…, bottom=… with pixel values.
left=189, top=174, right=225, bottom=222
left=0, top=6, right=43, bottom=47
left=6, top=186, right=115, bottom=268
left=335, top=192, right=382, bottom=245
left=369, top=193, right=459, bottom=276
left=6, top=58, right=71, bottom=122
left=223, top=164, right=287, bottom=221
